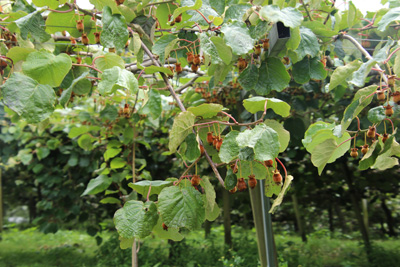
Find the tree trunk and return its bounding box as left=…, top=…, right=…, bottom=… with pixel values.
left=334, top=201, right=347, bottom=233
left=222, top=188, right=232, bottom=247
left=204, top=220, right=212, bottom=239
left=342, top=161, right=371, bottom=253
left=381, top=199, right=397, bottom=237
left=291, top=192, right=307, bottom=242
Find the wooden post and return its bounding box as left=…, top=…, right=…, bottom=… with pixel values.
left=132, top=239, right=138, bottom=267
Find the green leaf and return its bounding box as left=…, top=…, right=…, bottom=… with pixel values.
left=286, top=27, right=301, bottom=51
left=22, top=51, right=72, bottom=87
left=368, top=106, right=386, bottom=123
left=311, top=138, right=350, bottom=175
left=101, top=6, right=129, bottom=52
left=349, top=59, right=376, bottom=87
left=210, top=0, right=225, bottom=15
left=144, top=66, right=173, bottom=75
left=210, top=36, right=232, bottom=65
left=1, top=73, right=56, bottom=123
left=78, top=134, right=93, bottom=151
left=200, top=32, right=223, bottom=65
left=243, top=97, right=291, bottom=117
left=59, top=71, right=89, bottom=107
left=292, top=57, right=327, bottom=84
left=187, top=103, right=223, bottom=118
left=98, top=66, right=139, bottom=95
left=15, top=11, right=51, bottom=42
left=269, top=175, right=294, bottom=214
left=6, top=47, right=35, bottom=63
left=238, top=63, right=258, bottom=91
left=32, top=0, right=60, bottom=9
left=153, top=217, right=184, bottom=241
left=153, top=34, right=179, bottom=64
left=254, top=58, right=290, bottom=95
left=185, top=133, right=201, bottom=161
left=294, top=27, right=320, bottom=61
left=377, top=7, right=400, bottom=31
left=236, top=124, right=280, bottom=161
left=329, top=60, right=362, bottom=90
left=264, top=120, right=289, bottom=153
left=341, top=85, right=378, bottom=133
left=158, top=185, right=205, bottom=230
left=95, top=53, right=125, bottom=72
left=221, top=21, right=255, bottom=55
left=172, top=0, right=202, bottom=18
left=114, top=200, right=159, bottom=239
left=224, top=169, right=237, bottom=190
left=100, top=104, right=119, bottom=121
left=224, top=4, right=251, bottom=22
left=219, top=130, right=240, bottom=163
left=36, top=147, right=50, bottom=160
left=260, top=5, right=303, bottom=28
left=200, top=177, right=216, bottom=211
left=104, top=148, right=122, bottom=161
left=110, top=158, right=126, bottom=169
left=128, top=180, right=174, bottom=196
left=169, top=111, right=196, bottom=152
left=142, top=90, right=162, bottom=119
left=18, top=149, right=33, bottom=165
left=82, top=175, right=112, bottom=196
left=359, top=141, right=382, bottom=170
left=100, top=197, right=121, bottom=204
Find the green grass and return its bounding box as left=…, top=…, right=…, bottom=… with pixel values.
left=1, top=227, right=400, bottom=267
left=0, top=227, right=100, bottom=267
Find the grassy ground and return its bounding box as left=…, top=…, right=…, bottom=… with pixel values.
left=1, top=226, right=400, bottom=267
left=0, top=227, right=99, bottom=267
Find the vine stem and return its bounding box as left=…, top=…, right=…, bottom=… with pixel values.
left=220, top=111, right=238, bottom=124
left=384, top=118, right=395, bottom=134
left=383, top=47, right=400, bottom=64
left=175, top=158, right=201, bottom=186
left=72, top=63, right=103, bottom=73
left=339, top=34, right=388, bottom=84
left=146, top=184, right=152, bottom=202
left=139, top=38, right=225, bottom=187
left=275, top=158, right=287, bottom=179
left=193, top=119, right=263, bottom=127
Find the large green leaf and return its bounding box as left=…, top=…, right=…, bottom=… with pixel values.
left=264, top=120, right=290, bottom=153
left=220, top=21, right=255, bottom=55
left=114, top=200, right=159, bottom=239
left=341, top=85, right=378, bottom=134
left=219, top=130, right=240, bottom=163
left=101, top=6, right=129, bottom=52
left=377, top=7, right=400, bottom=31
left=329, top=60, right=362, bottom=90
left=152, top=217, right=184, bottom=241
left=292, top=57, right=327, bottom=84
left=254, top=58, right=290, bottom=95
left=236, top=124, right=280, bottom=161
left=142, top=89, right=162, bottom=119
left=294, top=27, right=320, bottom=61
left=260, top=5, right=303, bottom=28
left=185, top=133, right=201, bottom=161
left=173, top=0, right=202, bottom=18
left=311, top=138, right=350, bottom=175
left=200, top=177, right=216, bottom=211
left=237, top=63, right=258, bottom=91
left=187, top=103, right=223, bottom=118
left=224, top=4, right=251, bottom=22
left=82, top=175, right=112, bottom=196
left=152, top=34, right=178, bottom=65
left=210, top=36, right=232, bottom=65
left=15, top=11, right=51, bottom=42
left=1, top=73, right=56, bottom=123
left=95, top=53, right=125, bottom=72
left=359, top=141, right=382, bottom=170
left=128, top=180, right=173, bottom=196
left=6, top=47, right=35, bottom=63
left=59, top=71, right=89, bottom=107
left=243, top=97, right=291, bottom=117
left=98, top=66, right=139, bottom=95
left=367, top=106, right=386, bottom=123
left=32, top=0, right=61, bottom=9
left=200, top=33, right=223, bottom=65
left=349, top=59, right=376, bottom=87
left=158, top=185, right=205, bottom=230
left=169, top=111, right=197, bottom=152
left=22, top=51, right=72, bottom=87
